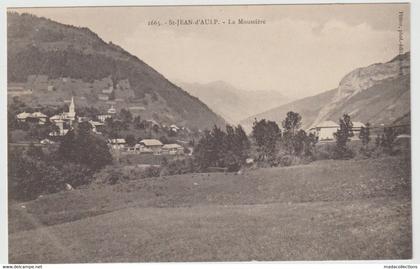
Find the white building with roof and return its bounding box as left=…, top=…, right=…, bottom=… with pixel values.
left=138, top=139, right=163, bottom=154
left=170, top=124, right=180, bottom=133
left=16, top=112, right=32, bottom=122
left=89, top=120, right=104, bottom=134
left=108, top=105, right=117, bottom=114
left=308, top=120, right=339, bottom=141
left=108, top=138, right=127, bottom=149
left=98, top=114, right=112, bottom=123
left=16, top=111, right=47, bottom=124
left=162, top=143, right=184, bottom=155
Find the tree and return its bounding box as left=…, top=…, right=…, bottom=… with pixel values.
left=304, top=132, right=319, bottom=157
left=381, top=127, right=397, bottom=155
left=119, top=108, right=132, bottom=126
left=222, top=125, right=250, bottom=171
left=334, top=114, right=354, bottom=159
left=125, top=134, right=136, bottom=147
left=58, top=122, right=113, bottom=171
left=133, top=116, right=142, bottom=129
left=359, top=123, right=371, bottom=152
left=282, top=111, right=302, bottom=136
left=282, top=111, right=306, bottom=155
left=194, top=124, right=250, bottom=171
left=194, top=129, right=215, bottom=169
left=103, top=118, right=125, bottom=138
left=252, top=119, right=281, bottom=162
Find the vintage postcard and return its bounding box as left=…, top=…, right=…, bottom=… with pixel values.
left=5, top=2, right=412, bottom=264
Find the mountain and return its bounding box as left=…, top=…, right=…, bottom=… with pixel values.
left=177, top=80, right=290, bottom=123
left=241, top=52, right=410, bottom=132
left=7, top=12, right=226, bottom=129
left=240, top=88, right=337, bottom=132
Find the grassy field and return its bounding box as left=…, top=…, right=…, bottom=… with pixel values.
left=8, top=155, right=411, bottom=262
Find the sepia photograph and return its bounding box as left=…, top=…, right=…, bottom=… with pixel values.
left=3, top=1, right=415, bottom=265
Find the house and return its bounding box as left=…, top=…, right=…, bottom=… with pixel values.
left=16, top=112, right=32, bottom=122
left=108, top=105, right=117, bottom=114
left=98, top=114, right=112, bottom=122
left=162, top=143, right=184, bottom=155
left=139, top=139, right=163, bottom=154
left=49, top=119, right=69, bottom=137
left=16, top=111, right=47, bottom=124
left=98, top=94, right=109, bottom=101
left=308, top=121, right=339, bottom=141
left=89, top=120, right=104, bottom=134
left=78, top=116, right=90, bottom=123
left=102, top=86, right=113, bottom=94
left=40, top=138, right=55, bottom=145
left=170, top=124, right=180, bottom=133
left=108, top=138, right=127, bottom=149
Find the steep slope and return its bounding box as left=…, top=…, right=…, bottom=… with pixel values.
left=178, top=81, right=290, bottom=124
left=240, top=88, right=337, bottom=132
left=311, top=52, right=410, bottom=128
left=7, top=12, right=226, bottom=129
left=241, top=52, right=410, bottom=131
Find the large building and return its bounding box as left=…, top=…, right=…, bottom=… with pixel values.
left=308, top=121, right=339, bottom=141
left=49, top=97, right=76, bottom=136
left=138, top=139, right=164, bottom=154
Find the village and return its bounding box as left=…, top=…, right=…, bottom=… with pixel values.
left=12, top=94, right=193, bottom=158
left=5, top=6, right=413, bottom=264
left=11, top=94, right=393, bottom=152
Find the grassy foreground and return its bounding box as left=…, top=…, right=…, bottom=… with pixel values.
left=9, top=155, right=411, bottom=262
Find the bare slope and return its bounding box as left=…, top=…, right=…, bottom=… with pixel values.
left=7, top=12, right=226, bottom=129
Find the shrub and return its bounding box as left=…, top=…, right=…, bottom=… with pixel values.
left=8, top=148, right=93, bottom=200
left=144, top=166, right=161, bottom=178
left=279, top=155, right=293, bottom=167
left=160, top=158, right=198, bottom=176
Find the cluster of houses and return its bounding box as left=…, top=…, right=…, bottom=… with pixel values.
left=16, top=111, right=48, bottom=124
left=108, top=138, right=186, bottom=155
left=15, top=96, right=188, bottom=155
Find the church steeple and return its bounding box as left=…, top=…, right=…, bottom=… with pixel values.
left=69, top=96, right=75, bottom=115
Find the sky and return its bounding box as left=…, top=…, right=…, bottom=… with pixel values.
left=11, top=4, right=410, bottom=99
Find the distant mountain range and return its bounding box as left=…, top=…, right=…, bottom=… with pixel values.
left=7, top=12, right=226, bottom=129
left=240, top=52, right=410, bottom=132
left=178, top=80, right=290, bottom=124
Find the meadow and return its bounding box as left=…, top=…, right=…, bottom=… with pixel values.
left=9, top=154, right=411, bottom=262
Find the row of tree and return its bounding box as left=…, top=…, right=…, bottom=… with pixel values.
left=334, top=113, right=402, bottom=158
left=252, top=112, right=318, bottom=164
left=194, top=125, right=250, bottom=171
left=193, top=111, right=319, bottom=171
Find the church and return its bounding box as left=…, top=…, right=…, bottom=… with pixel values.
left=49, top=97, right=76, bottom=136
